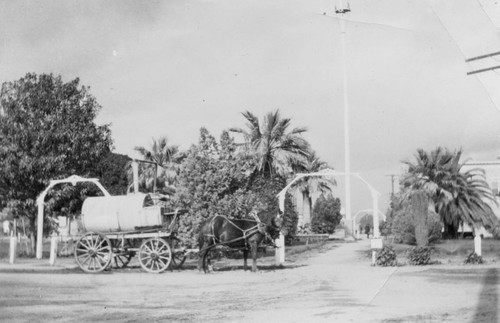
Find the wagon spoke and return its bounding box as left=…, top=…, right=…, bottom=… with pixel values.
left=76, top=245, right=91, bottom=252
left=144, top=244, right=154, bottom=254
left=95, top=238, right=106, bottom=250
left=78, top=254, right=91, bottom=265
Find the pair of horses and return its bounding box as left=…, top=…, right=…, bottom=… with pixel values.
left=197, top=211, right=283, bottom=273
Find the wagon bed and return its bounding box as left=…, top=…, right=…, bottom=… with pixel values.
left=74, top=197, right=188, bottom=274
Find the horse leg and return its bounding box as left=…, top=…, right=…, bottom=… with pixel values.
left=243, top=249, right=248, bottom=271
left=250, top=241, right=258, bottom=272
left=202, top=247, right=213, bottom=273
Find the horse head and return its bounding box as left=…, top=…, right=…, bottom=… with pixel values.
left=263, top=211, right=284, bottom=240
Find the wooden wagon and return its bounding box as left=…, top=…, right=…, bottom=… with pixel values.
left=74, top=193, right=187, bottom=273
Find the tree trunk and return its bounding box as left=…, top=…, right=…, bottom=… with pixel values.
left=412, top=191, right=429, bottom=247
left=302, top=192, right=311, bottom=225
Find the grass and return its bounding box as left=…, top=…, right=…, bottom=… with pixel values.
left=386, top=238, right=500, bottom=265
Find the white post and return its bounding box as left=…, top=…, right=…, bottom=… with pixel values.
left=372, top=193, right=380, bottom=238
left=36, top=200, right=44, bottom=259
left=275, top=232, right=285, bottom=265
left=49, top=234, right=58, bottom=266
left=371, top=192, right=382, bottom=265
left=9, top=233, right=17, bottom=264
left=132, top=160, right=139, bottom=194
left=474, top=223, right=482, bottom=256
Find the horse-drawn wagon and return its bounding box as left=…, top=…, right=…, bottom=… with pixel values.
left=74, top=192, right=187, bottom=273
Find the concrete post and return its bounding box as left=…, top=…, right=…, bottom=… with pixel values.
left=9, top=233, right=17, bottom=264
left=36, top=201, right=44, bottom=259
left=275, top=232, right=285, bottom=265
left=49, top=234, right=58, bottom=266
left=474, top=223, right=482, bottom=256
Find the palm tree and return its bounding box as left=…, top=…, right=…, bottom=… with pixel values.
left=229, top=110, right=310, bottom=177
left=133, top=137, right=182, bottom=193
left=292, top=151, right=336, bottom=226
left=402, top=147, right=497, bottom=241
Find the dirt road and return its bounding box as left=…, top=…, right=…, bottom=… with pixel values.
left=0, top=240, right=498, bottom=322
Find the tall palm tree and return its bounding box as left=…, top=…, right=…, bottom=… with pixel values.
left=402, top=147, right=497, bottom=239
left=229, top=110, right=310, bottom=177
left=133, top=137, right=182, bottom=193
left=292, top=151, right=336, bottom=225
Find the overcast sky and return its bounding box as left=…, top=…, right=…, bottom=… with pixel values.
left=1, top=0, right=500, bottom=213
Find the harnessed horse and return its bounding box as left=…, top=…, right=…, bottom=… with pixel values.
left=198, top=211, right=282, bottom=272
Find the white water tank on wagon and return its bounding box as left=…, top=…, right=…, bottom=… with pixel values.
left=81, top=193, right=164, bottom=232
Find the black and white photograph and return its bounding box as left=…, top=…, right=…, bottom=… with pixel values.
left=1, top=0, right=500, bottom=322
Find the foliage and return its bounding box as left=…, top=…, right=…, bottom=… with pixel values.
left=297, top=223, right=312, bottom=234
left=401, top=147, right=496, bottom=239
left=95, top=152, right=131, bottom=195
left=172, top=128, right=295, bottom=247
left=0, top=73, right=112, bottom=238
left=229, top=109, right=310, bottom=177
left=292, top=151, right=336, bottom=227
left=407, top=246, right=432, bottom=266
left=133, top=136, right=183, bottom=195
left=376, top=246, right=398, bottom=267
left=391, top=200, right=442, bottom=246
left=464, top=252, right=484, bottom=265
left=311, top=194, right=342, bottom=234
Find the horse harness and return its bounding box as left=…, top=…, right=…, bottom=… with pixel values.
left=202, top=214, right=275, bottom=252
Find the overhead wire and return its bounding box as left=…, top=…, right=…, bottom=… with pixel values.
left=429, top=1, right=500, bottom=112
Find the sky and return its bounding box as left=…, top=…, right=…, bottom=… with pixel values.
left=1, top=0, right=500, bottom=214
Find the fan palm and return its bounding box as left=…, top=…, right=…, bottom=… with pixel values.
left=229, top=110, right=310, bottom=177
left=133, top=137, right=182, bottom=193
left=402, top=147, right=496, bottom=238
left=292, top=151, right=336, bottom=225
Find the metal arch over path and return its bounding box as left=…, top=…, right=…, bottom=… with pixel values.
left=275, top=169, right=383, bottom=264
left=277, top=169, right=382, bottom=238
left=354, top=209, right=386, bottom=225
left=35, top=175, right=111, bottom=259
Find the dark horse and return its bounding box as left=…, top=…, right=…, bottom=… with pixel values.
left=198, top=211, right=282, bottom=273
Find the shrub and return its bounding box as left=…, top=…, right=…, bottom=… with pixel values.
left=464, top=252, right=484, bottom=264
left=391, top=211, right=442, bottom=246
left=407, top=246, right=432, bottom=265
left=311, top=194, right=342, bottom=234
left=376, top=246, right=398, bottom=267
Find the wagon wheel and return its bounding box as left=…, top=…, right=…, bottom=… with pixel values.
left=74, top=232, right=112, bottom=273
left=109, top=239, right=136, bottom=269
left=170, top=237, right=187, bottom=269
left=138, top=237, right=172, bottom=273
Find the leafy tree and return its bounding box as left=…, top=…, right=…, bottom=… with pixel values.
left=311, top=194, right=342, bottom=234
left=95, top=152, right=131, bottom=195
left=0, top=73, right=112, bottom=241
left=402, top=147, right=496, bottom=238
left=230, top=110, right=310, bottom=177
left=172, top=128, right=255, bottom=247
left=172, top=128, right=297, bottom=247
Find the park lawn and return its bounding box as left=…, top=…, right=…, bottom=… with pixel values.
left=389, top=238, right=500, bottom=265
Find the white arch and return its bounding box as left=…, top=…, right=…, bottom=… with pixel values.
left=277, top=169, right=381, bottom=236
left=36, top=175, right=110, bottom=259
left=275, top=169, right=383, bottom=264
left=354, top=209, right=386, bottom=225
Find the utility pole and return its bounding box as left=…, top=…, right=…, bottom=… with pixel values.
left=386, top=174, right=397, bottom=198
left=335, top=0, right=353, bottom=239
